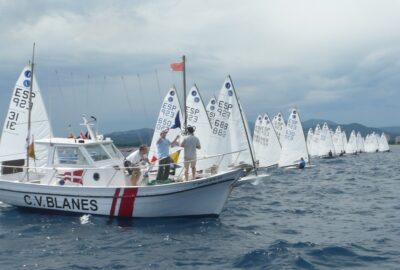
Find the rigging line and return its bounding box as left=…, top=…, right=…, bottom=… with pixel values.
left=86, top=74, right=91, bottom=116
left=120, top=76, right=143, bottom=145
left=69, top=72, right=79, bottom=133
left=54, top=70, right=68, bottom=129
left=154, top=69, right=162, bottom=100
left=137, top=74, right=151, bottom=145
left=169, top=69, right=178, bottom=93
left=98, top=75, right=107, bottom=133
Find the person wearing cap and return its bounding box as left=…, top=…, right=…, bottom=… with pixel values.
left=156, top=128, right=179, bottom=180
left=180, top=126, right=201, bottom=181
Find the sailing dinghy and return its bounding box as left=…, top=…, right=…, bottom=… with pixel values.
left=318, top=122, right=336, bottom=158
left=278, top=108, right=310, bottom=168
left=345, top=130, right=358, bottom=155
left=252, top=114, right=281, bottom=168
left=379, top=133, right=390, bottom=152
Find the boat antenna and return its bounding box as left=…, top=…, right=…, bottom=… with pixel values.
left=182, top=55, right=187, bottom=134
left=26, top=42, right=36, bottom=182
left=229, top=75, right=257, bottom=173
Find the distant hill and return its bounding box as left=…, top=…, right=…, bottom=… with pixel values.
left=380, top=126, right=400, bottom=135
left=105, top=120, right=400, bottom=147
left=105, top=128, right=153, bottom=147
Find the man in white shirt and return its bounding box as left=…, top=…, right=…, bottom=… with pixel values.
left=125, top=145, right=149, bottom=186
left=180, top=126, right=201, bottom=181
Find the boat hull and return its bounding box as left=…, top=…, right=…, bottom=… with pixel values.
left=0, top=169, right=242, bottom=218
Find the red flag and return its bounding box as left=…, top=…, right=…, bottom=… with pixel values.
left=170, top=62, right=184, bottom=71
left=150, top=155, right=158, bottom=163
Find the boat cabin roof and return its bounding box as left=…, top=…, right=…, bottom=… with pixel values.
left=35, top=137, right=114, bottom=146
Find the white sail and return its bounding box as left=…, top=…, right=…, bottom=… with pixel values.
left=210, top=77, right=254, bottom=166
left=341, top=131, right=348, bottom=152
left=149, top=88, right=182, bottom=161
left=379, top=133, right=390, bottom=152
left=0, top=64, right=53, bottom=167
left=364, top=134, right=371, bottom=152
left=310, top=124, right=321, bottom=157
left=345, top=130, right=357, bottom=154
left=306, top=128, right=313, bottom=156
left=272, top=112, right=286, bottom=143
left=253, top=113, right=282, bottom=168
left=356, top=132, right=364, bottom=152
left=333, top=126, right=345, bottom=154
left=206, top=96, right=217, bottom=124
left=184, top=85, right=215, bottom=171
left=278, top=108, right=309, bottom=167
left=318, top=122, right=335, bottom=157
left=366, top=132, right=379, bottom=153
left=252, top=115, right=263, bottom=165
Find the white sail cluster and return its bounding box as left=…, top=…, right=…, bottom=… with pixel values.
left=148, top=76, right=256, bottom=175
left=306, top=122, right=390, bottom=157
left=253, top=109, right=309, bottom=168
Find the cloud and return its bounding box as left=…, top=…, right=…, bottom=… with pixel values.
left=1, top=0, right=400, bottom=134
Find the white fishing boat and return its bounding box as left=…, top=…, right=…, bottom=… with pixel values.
left=278, top=109, right=309, bottom=168
left=252, top=114, right=281, bottom=168
left=0, top=58, right=244, bottom=218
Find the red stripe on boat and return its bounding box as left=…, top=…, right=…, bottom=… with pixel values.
left=109, top=188, right=120, bottom=216
left=118, top=188, right=138, bottom=217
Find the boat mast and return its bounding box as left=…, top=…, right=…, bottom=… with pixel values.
left=229, top=75, right=257, bottom=172
left=26, top=43, right=36, bottom=181
left=182, top=55, right=187, bottom=134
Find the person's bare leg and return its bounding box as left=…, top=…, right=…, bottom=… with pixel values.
left=191, top=166, right=196, bottom=180
left=130, top=171, right=140, bottom=186
left=184, top=167, right=189, bottom=181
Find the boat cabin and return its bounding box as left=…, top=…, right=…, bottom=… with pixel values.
left=34, top=137, right=129, bottom=187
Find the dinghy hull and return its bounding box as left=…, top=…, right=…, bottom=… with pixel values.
left=0, top=169, right=243, bottom=218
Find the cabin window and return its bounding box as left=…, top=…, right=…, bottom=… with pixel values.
left=1, top=159, right=24, bottom=175
left=85, top=145, right=110, bottom=162
left=53, top=146, right=88, bottom=166
left=103, top=143, right=123, bottom=159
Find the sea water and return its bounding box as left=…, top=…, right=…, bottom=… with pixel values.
left=0, top=146, right=399, bottom=269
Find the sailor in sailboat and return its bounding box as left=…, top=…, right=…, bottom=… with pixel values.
left=298, top=157, right=306, bottom=169
left=125, top=144, right=149, bottom=186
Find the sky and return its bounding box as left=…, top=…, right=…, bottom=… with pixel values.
left=0, top=0, right=399, bottom=135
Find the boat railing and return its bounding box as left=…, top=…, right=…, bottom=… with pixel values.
left=0, top=149, right=247, bottom=185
